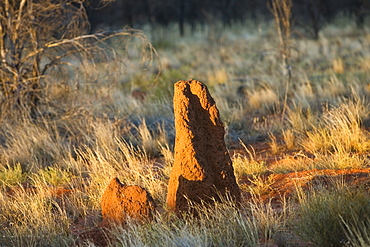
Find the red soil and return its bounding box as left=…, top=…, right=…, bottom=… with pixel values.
left=241, top=167, right=370, bottom=204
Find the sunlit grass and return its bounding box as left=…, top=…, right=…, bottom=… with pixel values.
left=295, top=183, right=370, bottom=247
left=301, top=101, right=370, bottom=160
left=110, top=196, right=284, bottom=247
left=0, top=18, right=369, bottom=246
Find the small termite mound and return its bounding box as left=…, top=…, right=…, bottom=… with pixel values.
left=101, top=177, right=156, bottom=226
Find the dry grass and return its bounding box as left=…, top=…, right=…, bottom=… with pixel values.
left=232, top=142, right=267, bottom=179
left=269, top=154, right=316, bottom=173
left=111, top=197, right=261, bottom=247
left=295, top=183, right=370, bottom=246
left=0, top=17, right=369, bottom=246
left=301, top=101, right=370, bottom=169
left=282, top=128, right=295, bottom=150
left=268, top=132, right=280, bottom=154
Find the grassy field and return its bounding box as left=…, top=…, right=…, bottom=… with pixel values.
left=1, top=16, right=370, bottom=246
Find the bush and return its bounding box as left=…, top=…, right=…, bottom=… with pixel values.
left=0, top=0, right=156, bottom=118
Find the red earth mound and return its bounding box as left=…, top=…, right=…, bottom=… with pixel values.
left=167, top=79, right=240, bottom=213
left=101, top=177, right=156, bottom=227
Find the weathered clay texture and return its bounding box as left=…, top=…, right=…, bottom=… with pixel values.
left=101, top=178, right=155, bottom=226
left=167, top=79, right=241, bottom=213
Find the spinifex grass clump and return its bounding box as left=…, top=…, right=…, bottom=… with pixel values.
left=300, top=100, right=370, bottom=169
left=343, top=215, right=370, bottom=247
left=232, top=150, right=267, bottom=179
left=0, top=163, right=26, bottom=187
left=295, top=184, right=370, bottom=247
left=303, top=101, right=369, bottom=155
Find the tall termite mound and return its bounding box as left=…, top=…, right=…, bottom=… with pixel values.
left=167, top=79, right=241, bottom=213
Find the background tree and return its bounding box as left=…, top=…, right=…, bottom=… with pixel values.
left=0, top=0, right=154, bottom=118
left=269, top=0, right=293, bottom=122
left=352, top=0, right=370, bottom=29
left=0, top=0, right=88, bottom=117
left=87, top=0, right=368, bottom=37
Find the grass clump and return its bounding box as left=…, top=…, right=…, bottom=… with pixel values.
left=295, top=185, right=370, bottom=247
left=112, top=198, right=260, bottom=247
left=303, top=101, right=370, bottom=155
left=34, top=165, right=75, bottom=187
left=232, top=144, right=267, bottom=179
left=0, top=187, right=73, bottom=246
left=343, top=215, right=370, bottom=247
left=296, top=100, right=370, bottom=170
left=270, top=154, right=316, bottom=174
left=249, top=196, right=291, bottom=242
left=0, top=163, right=27, bottom=187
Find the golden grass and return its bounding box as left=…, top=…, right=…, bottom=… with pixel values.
left=282, top=128, right=295, bottom=150
left=248, top=86, right=279, bottom=112
left=270, top=154, right=315, bottom=173
left=111, top=197, right=261, bottom=247
left=0, top=18, right=369, bottom=246
left=302, top=101, right=370, bottom=155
